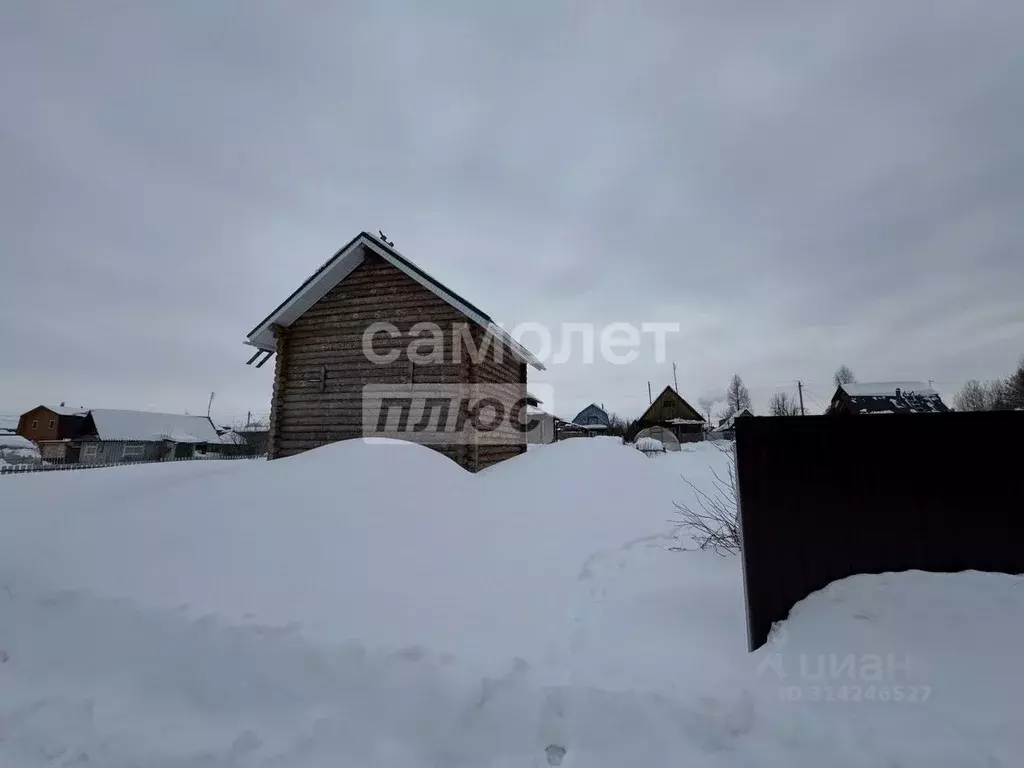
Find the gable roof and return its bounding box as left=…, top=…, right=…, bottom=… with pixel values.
left=835, top=382, right=948, bottom=414
left=245, top=231, right=544, bottom=370
left=22, top=404, right=88, bottom=418
left=87, top=410, right=221, bottom=443
left=638, top=386, right=705, bottom=425
left=571, top=403, right=609, bottom=425
left=716, top=408, right=753, bottom=430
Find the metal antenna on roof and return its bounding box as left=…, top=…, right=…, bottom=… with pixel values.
left=378, top=230, right=394, bottom=247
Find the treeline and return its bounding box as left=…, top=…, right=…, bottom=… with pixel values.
left=953, top=357, right=1024, bottom=411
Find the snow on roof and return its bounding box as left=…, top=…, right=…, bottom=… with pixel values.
left=839, top=382, right=947, bottom=414
left=246, top=231, right=544, bottom=370
left=0, top=433, right=36, bottom=450
left=41, top=405, right=88, bottom=416
left=88, top=410, right=221, bottom=444
left=840, top=382, right=936, bottom=397
left=667, top=418, right=704, bottom=425
left=0, top=415, right=19, bottom=432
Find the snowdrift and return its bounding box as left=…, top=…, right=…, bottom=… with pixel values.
left=1, top=437, right=1021, bottom=766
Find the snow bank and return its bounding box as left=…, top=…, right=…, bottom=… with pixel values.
left=634, top=436, right=664, bottom=452
left=1, top=437, right=1021, bottom=766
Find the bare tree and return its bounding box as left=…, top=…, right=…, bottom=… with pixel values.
left=1006, top=356, right=1024, bottom=410
left=606, top=412, right=630, bottom=437
left=768, top=392, right=801, bottom=416
left=953, top=378, right=1011, bottom=411
left=725, top=374, right=752, bottom=415
left=833, top=365, right=857, bottom=389
left=673, top=443, right=739, bottom=555
left=954, top=380, right=989, bottom=411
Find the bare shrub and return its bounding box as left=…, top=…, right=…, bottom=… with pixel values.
left=672, top=442, right=740, bottom=555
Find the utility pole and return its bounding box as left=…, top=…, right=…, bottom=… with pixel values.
left=672, top=362, right=678, bottom=391
left=207, top=391, right=215, bottom=419
left=648, top=381, right=652, bottom=404
left=797, top=380, right=805, bottom=416
left=246, top=410, right=251, bottom=428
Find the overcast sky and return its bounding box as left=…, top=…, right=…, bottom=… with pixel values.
left=2, top=1, right=1022, bottom=423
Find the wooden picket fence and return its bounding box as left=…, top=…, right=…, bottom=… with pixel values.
left=0, top=453, right=263, bottom=476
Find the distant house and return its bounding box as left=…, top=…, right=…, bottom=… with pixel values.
left=244, top=231, right=543, bottom=471
left=232, top=423, right=270, bottom=455
left=829, top=382, right=949, bottom=415
left=712, top=408, right=754, bottom=439
left=16, top=404, right=89, bottom=460
left=572, top=404, right=610, bottom=430
left=73, top=409, right=222, bottom=463
left=636, top=386, right=706, bottom=443
left=526, top=392, right=556, bottom=445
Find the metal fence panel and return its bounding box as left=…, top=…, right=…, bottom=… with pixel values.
left=735, top=412, right=1024, bottom=650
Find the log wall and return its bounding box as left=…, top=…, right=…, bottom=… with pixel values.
left=266, top=252, right=527, bottom=471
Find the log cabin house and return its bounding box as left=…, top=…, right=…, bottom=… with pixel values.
left=245, top=231, right=544, bottom=471
left=636, top=385, right=706, bottom=443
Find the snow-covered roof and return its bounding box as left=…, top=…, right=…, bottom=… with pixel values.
left=0, top=415, right=19, bottom=432
left=0, top=433, right=36, bottom=450
left=577, top=423, right=609, bottom=431
left=840, top=382, right=936, bottom=397
left=246, top=231, right=544, bottom=370
left=212, top=430, right=247, bottom=445
left=36, top=405, right=88, bottom=416
left=837, top=382, right=948, bottom=414
left=667, top=418, right=704, bottom=425
left=715, top=409, right=754, bottom=431
left=88, top=410, right=221, bottom=444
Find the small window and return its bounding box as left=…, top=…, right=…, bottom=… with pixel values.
left=31, top=419, right=38, bottom=430
left=662, top=406, right=674, bottom=419
left=48, top=419, right=56, bottom=429
left=82, top=443, right=98, bottom=459
left=123, top=443, right=144, bottom=459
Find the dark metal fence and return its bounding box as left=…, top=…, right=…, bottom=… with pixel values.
left=0, top=453, right=263, bottom=476
left=735, top=412, right=1024, bottom=651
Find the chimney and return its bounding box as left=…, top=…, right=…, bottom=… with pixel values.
left=895, top=388, right=901, bottom=398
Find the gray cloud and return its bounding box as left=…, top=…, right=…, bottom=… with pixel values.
left=2, top=1, right=1022, bottom=422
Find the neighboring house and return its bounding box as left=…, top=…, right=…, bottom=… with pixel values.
left=572, top=404, right=610, bottom=429
left=829, top=382, right=949, bottom=415
left=244, top=231, right=544, bottom=471
left=73, top=409, right=222, bottom=463
left=712, top=408, right=754, bottom=439
left=525, top=392, right=555, bottom=445
left=526, top=407, right=556, bottom=445
left=233, top=424, right=270, bottom=455
left=636, top=386, right=706, bottom=442
left=16, top=404, right=89, bottom=460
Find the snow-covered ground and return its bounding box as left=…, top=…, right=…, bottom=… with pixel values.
left=0, top=438, right=1021, bottom=766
